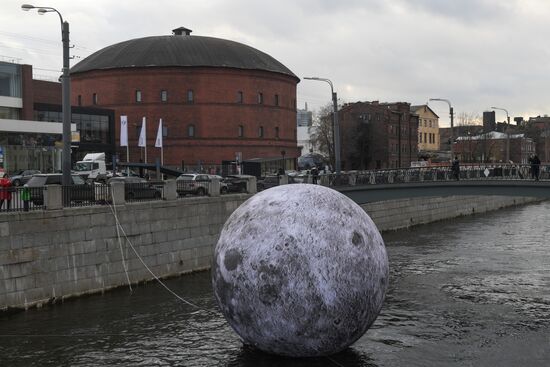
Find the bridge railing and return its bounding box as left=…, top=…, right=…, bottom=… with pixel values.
left=326, top=163, right=547, bottom=188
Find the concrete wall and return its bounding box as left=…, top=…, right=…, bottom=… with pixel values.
left=363, top=195, right=539, bottom=232
left=0, top=193, right=540, bottom=311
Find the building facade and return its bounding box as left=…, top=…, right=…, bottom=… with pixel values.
left=70, top=28, right=300, bottom=172
left=0, top=61, right=114, bottom=173
left=339, top=101, right=419, bottom=170
left=411, top=105, right=439, bottom=152
left=454, top=131, right=535, bottom=164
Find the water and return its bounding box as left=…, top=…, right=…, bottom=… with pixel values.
left=1, top=202, right=550, bottom=366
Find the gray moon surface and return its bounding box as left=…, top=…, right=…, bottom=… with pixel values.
left=212, top=184, right=389, bottom=357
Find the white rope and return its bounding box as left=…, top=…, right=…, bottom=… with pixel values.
left=111, top=189, right=133, bottom=293
left=107, top=187, right=205, bottom=310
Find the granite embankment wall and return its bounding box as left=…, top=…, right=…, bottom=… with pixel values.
left=0, top=194, right=540, bottom=311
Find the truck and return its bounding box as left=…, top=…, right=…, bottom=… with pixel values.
left=73, top=152, right=108, bottom=183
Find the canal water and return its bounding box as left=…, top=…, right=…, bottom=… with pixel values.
left=1, top=201, right=549, bottom=366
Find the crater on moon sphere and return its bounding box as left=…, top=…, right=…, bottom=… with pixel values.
left=212, top=184, right=389, bottom=357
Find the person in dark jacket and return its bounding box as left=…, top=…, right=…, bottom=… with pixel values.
left=530, top=154, right=541, bottom=181
left=451, top=156, right=460, bottom=181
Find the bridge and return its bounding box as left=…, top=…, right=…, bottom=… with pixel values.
left=325, top=164, right=550, bottom=204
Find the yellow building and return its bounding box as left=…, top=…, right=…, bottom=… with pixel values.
left=411, top=105, right=440, bottom=151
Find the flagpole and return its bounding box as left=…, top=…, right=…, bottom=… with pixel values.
left=126, top=145, right=129, bottom=175
left=143, top=117, right=147, bottom=164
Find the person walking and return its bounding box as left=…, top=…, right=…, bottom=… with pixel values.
left=451, top=156, right=460, bottom=181
left=531, top=154, right=541, bottom=181
left=0, top=172, right=13, bottom=211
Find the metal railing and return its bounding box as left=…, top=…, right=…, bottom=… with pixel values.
left=124, top=182, right=164, bottom=202
left=0, top=186, right=44, bottom=212
left=176, top=179, right=210, bottom=197
left=325, top=164, right=548, bottom=188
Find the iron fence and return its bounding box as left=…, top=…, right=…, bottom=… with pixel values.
left=0, top=186, right=44, bottom=212
left=176, top=179, right=211, bottom=197
left=326, top=164, right=548, bottom=188
left=124, top=181, right=164, bottom=202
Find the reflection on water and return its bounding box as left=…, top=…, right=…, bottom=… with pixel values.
left=1, top=202, right=550, bottom=366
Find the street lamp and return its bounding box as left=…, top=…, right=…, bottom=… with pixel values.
left=429, top=98, right=454, bottom=159
left=22, top=4, right=72, bottom=186
left=303, top=77, right=341, bottom=174
left=491, top=106, right=510, bottom=163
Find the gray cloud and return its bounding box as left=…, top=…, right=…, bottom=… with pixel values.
left=2, top=0, right=550, bottom=125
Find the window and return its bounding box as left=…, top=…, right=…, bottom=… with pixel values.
left=161, top=90, right=167, bottom=102
left=258, top=126, right=264, bottom=138
left=258, top=92, right=263, bottom=104
left=92, top=93, right=98, bottom=105
left=275, top=126, right=280, bottom=139
left=238, top=125, right=244, bottom=137
left=77, top=95, right=82, bottom=106
left=424, top=133, right=427, bottom=143
left=187, top=124, right=195, bottom=137
left=237, top=91, right=243, bottom=103
left=187, top=89, right=194, bottom=103
left=274, top=94, right=279, bottom=106
left=136, top=90, right=142, bottom=102
left=419, top=133, right=422, bottom=143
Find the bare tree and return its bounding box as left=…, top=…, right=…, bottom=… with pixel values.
left=310, top=104, right=334, bottom=168
left=455, top=112, right=481, bottom=126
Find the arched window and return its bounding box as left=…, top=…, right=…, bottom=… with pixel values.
left=258, top=126, right=264, bottom=138
left=238, top=125, right=244, bottom=137
left=275, top=126, right=280, bottom=139
left=258, top=92, right=263, bottom=104
left=187, top=124, right=195, bottom=137
left=187, top=89, right=194, bottom=103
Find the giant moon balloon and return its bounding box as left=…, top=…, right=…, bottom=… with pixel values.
left=212, top=184, right=389, bottom=357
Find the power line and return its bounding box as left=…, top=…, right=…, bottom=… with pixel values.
left=0, top=30, right=89, bottom=50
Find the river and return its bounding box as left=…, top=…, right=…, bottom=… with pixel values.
left=1, top=201, right=549, bottom=366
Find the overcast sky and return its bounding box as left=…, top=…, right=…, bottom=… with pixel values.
left=2, top=0, right=550, bottom=126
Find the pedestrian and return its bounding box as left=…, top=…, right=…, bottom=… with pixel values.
left=21, top=186, right=30, bottom=212
left=451, top=156, right=460, bottom=181
left=311, top=166, right=318, bottom=184
left=531, top=154, right=541, bottom=181
left=0, top=172, right=13, bottom=211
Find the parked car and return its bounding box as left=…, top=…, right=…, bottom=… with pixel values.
left=176, top=173, right=211, bottom=196
left=107, top=176, right=162, bottom=200
left=207, top=175, right=229, bottom=194
left=10, top=170, right=41, bottom=186
left=222, top=175, right=249, bottom=193
left=25, top=173, right=94, bottom=205
left=257, top=175, right=280, bottom=191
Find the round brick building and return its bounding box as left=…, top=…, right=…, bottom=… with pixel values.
left=70, top=27, right=300, bottom=173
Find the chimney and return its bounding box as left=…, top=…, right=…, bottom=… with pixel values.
left=172, top=27, right=192, bottom=36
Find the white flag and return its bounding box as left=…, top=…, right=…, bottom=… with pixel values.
left=138, top=117, right=146, bottom=147
left=155, top=119, right=163, bottom=148
left=120, top=115, right=128, bottom=147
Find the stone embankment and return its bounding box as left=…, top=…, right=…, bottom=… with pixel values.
left=0, top=186, right=539, bottom=311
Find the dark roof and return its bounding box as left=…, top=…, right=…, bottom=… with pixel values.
left=410, top=104, right=440, bottom=118
left=70, top=34, right=298, bottom=81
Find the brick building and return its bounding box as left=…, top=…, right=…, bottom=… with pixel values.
left=454, top=131, right=535, bottom=164
left=339, top=101, right=419, bottom=170
left=0, top=61, right=114, bottom=173
left=70, top=27, right=300, bottom=172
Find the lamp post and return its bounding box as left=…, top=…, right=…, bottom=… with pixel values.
left=429, top=98, right=454, bottom=160
left=491, top=106, right=510, bottom=163
left=22, top=4, right=72, bottom=186
left=303, top=77, right=341, bottom=174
